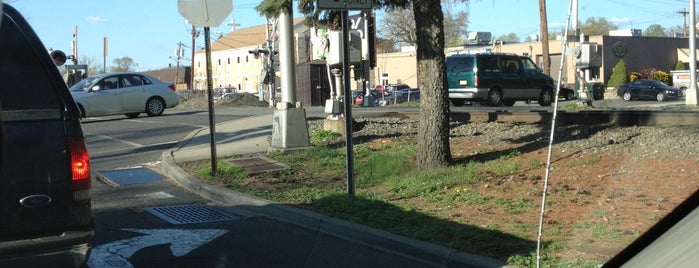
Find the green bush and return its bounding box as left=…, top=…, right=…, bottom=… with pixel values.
left=607, top=59, right=628, bottom=88
left=675, top=60, right=686, bottom=70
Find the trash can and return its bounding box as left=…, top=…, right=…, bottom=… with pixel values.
left=590, top=83, right=605, bottom=100
left=575, top=83, right=605, bottom=100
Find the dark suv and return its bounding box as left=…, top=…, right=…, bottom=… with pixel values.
left=0, top=4, right=92, bottom=267
left=446, top=53, right=555, bottom=106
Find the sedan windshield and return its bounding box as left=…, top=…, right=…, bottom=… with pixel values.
left=69, top=77, right=101, bottom=92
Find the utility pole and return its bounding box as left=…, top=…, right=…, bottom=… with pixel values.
left=539, top=0, right=550, bottom=75
left=678, top=8, right=689, bottom=37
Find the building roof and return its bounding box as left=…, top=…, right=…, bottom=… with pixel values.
left=209, top=18, right=307, bottom=51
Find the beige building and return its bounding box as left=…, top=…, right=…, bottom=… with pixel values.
left=191, top=18, right=309, bottom=94
left=373, top=35, right=692, bottom=91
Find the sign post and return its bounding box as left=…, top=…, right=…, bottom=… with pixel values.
left=178, top=0, right=232, bottom=173
left=317, top=0, right=373, bottom=196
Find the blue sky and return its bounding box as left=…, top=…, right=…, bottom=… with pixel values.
left=10, top=0, right=691, bottom=72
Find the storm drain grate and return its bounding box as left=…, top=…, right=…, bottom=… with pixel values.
left=227, top=155, right=289, bottom=175
left=144, top=204, right=236, bottom=224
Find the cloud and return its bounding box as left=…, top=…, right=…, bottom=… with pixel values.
left=86, top=16, right=109, bottom=24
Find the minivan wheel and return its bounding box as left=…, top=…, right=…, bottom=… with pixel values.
left=538, top=89, right=553, bottom=106
left=487, top=89, right=503, bottom=106
left=145, top=97, right=165, bottom=116
left=450, top=99, right=465, bottom=106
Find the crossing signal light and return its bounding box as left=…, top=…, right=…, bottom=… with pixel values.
left=49, top=50, right=67, bottom=66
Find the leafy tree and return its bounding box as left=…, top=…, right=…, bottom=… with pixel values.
left=494, top=33, right=519, bottom=43
left=111, top=56, right=137, bottom=72
left=607, top=59, right=627, bottom=88
left=644, top=24, right=667, bottom=37
left=579, top=17, right=618, bottom=36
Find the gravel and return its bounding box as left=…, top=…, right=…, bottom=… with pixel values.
left=309, top=116, right=699, bottom=159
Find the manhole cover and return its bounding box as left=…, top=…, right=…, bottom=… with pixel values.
left=227, top=156, right=289, bottom=174
left=98, top=167, right=163, bottom=186
left=145, top=204, right=236, bottom=224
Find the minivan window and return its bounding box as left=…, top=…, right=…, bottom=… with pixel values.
left=480, top=56, right=500, bottom=72
left=0, top=14, right=60, bottom=111
left=521, top=58, right=539, bottom=74
left=446, top=56, right=474, bottom=73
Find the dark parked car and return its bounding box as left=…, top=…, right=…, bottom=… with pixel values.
left=617, top=79, right=684, bottom=101
left=447, top=53, right=555, bottom=107
left=0, top=4, right=93, bottom=267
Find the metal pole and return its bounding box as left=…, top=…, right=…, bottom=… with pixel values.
left=688, top=1, right=698, bottom=105
left=191, top=25, right=197, bottom=90
left=342, top=11, right=355, bottom=196
left=279, top=10, right=296, bottom=104
left=204, top=27, right=218, bottom=173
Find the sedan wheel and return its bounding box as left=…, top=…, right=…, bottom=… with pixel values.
left=622, top=92, right=632, bottom=101
left=145, top=97, right=165, bottom=116
left=656, top=92, right=665, bottom=102
left=565, top=91, right=575, bottom=100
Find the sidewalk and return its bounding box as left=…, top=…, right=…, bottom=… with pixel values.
left=160, top=112, right=506, bottom=268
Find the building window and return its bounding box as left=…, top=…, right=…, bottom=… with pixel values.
left=218, top=59, right=221, bottom=65
left=237, top=57, right=240, bottom=64
left=246, top=55, right=249, bottom=62
left=227, top=58, right=230, bottom=64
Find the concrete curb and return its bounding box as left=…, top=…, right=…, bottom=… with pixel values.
left=160, top=150, right=506, bottom=267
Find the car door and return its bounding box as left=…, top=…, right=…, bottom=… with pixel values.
left=521, top=57, right=549, bottom=99
left=498, top=56, right=524, bottom=99
left=119, top=74, right=149, bottom=112
left=629, top=81, right=646, bottom=99
left=83, top=75, right=122, bottom=116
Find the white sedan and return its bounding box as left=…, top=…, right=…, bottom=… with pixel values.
left=70, top=72, right=180, bottom=118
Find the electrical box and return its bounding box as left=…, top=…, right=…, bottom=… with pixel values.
left=327, top=30, right=362, bottom=66
left=575, top=43, right=602, bottom=68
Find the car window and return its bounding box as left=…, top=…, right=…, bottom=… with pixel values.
left=503, top=59, right=520, bottom=73
left=0, top=13, right=60, bottom=111
left=446, top=56, right=474, bottom=73
left=99, top=76, right=120, bottom=90
left=121, top=74, right=145, bottom=87
left=479, top=56, right=499, bottom=72
left=69, top=76, right=101, bottom=92
left=521, top=58, right=539, bottom=74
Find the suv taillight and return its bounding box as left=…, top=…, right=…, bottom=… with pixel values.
left=67, top=137, right=91, bottom=202
left=475, top=75, right=478, bottom=87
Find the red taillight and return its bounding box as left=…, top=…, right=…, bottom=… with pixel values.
left=67, top=137, right=91, bottom=202
left=168, top=84, right=176, bottom=91
left=474, top=75, right=479, bottom=87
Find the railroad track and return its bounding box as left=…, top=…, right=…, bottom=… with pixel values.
left=378, top=110, right=699, bottom=127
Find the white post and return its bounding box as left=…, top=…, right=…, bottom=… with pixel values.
left=687, top=1, right=698, bottom=105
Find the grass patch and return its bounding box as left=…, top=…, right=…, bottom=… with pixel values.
left=182, top=136, right=603, bottom=265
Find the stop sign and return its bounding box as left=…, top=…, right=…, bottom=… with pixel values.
left=178, top=0, right=232, bottom=27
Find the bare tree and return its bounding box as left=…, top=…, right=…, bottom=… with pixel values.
left=111, top=56, right=138, bottom=72
left=494, top=32, right=520, bottom=43
left=380, top=2, right=468, bottom=48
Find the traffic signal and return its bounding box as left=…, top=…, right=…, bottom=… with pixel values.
left=49, top=50, right=67, bottom=66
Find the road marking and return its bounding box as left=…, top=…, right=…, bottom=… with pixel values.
left=87, top=228, right=228, bottom=268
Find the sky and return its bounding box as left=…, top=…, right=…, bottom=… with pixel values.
left=8, top=0, right=692, bottom=72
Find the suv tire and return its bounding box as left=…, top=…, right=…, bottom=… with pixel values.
left=486, top=88, right=503, bottom=106
left=538, top=89, right=554, bottom=106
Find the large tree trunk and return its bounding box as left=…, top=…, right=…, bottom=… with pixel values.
left=412, top=0, right=452, bottom=169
